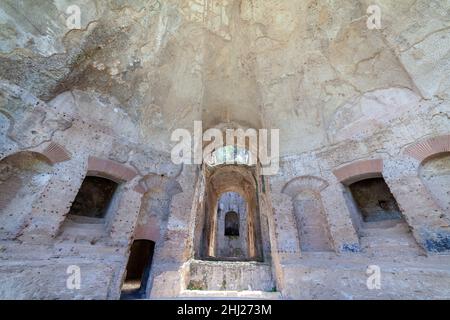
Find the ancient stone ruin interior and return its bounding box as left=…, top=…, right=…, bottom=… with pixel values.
left=0, top=0, right=449, bottom=300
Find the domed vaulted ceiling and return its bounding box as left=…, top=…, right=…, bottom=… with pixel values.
left=1, top=0, right=449, bottom=155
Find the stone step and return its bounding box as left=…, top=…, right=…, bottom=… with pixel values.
left=360, top=235, right=419, bottom=247
left=358, top=222, right=422, bottom=255
left=179, top=290, right=282, bottom=300
left=360, top=237, right=423, bottom=256
left=187, top=260, right=275, bottom=291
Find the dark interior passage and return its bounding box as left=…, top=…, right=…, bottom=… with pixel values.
left=121, top=240, right=155, bottom=299
left=349, top=178, right=402, bottom=223
left=68, top=176, right=118, bottom=219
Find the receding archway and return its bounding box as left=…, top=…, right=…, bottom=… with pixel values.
left=198, top=165, right=264, bottom=262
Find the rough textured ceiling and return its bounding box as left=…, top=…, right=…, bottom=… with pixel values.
left=0, top=0, right=449, bottom=155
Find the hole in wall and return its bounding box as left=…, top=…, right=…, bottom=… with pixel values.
left=345, top=177, right=421, bottom=254
left=68, top=176, right=118, bottom=220
left=348, top=178, right=403, bottom=224
left=224, top=211, right=239, bottom=236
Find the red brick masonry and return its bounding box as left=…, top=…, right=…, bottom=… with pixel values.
left=404, top=134, right=450, bottom=163
left=87, top=156, right=138, bottom=182
left=333, top=159, right=383, bottom=184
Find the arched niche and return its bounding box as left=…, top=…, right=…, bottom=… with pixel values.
left=282, top=176, right=334, bottom=252
left=0, top=151, right=53, bottom=239
left=420, top=152, right=450, bottom=213
left=334, top=160, right=421, bottom=254
left=225, top=211, right=240, bottom=236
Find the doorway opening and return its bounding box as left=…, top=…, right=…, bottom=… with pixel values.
left=121, top=239, right=155, bottom=299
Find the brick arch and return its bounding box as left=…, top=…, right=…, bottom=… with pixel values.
left=87, top=156, right=138, bottom=183
left=404, top=134, right=450, bottom=163
left=2, top=142, right=71, bottom=166
left=40, top=142, right=71, bottom=165
left=0, top=149, right=52, bottom=165
left=281, top=176, right=329, bottom=198
left=333, top=159, right=383, bottom=185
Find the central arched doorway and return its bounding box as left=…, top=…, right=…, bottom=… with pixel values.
left=198, top=164, right=264, bottom=262
left=187, top=141, right=275, bottom=292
